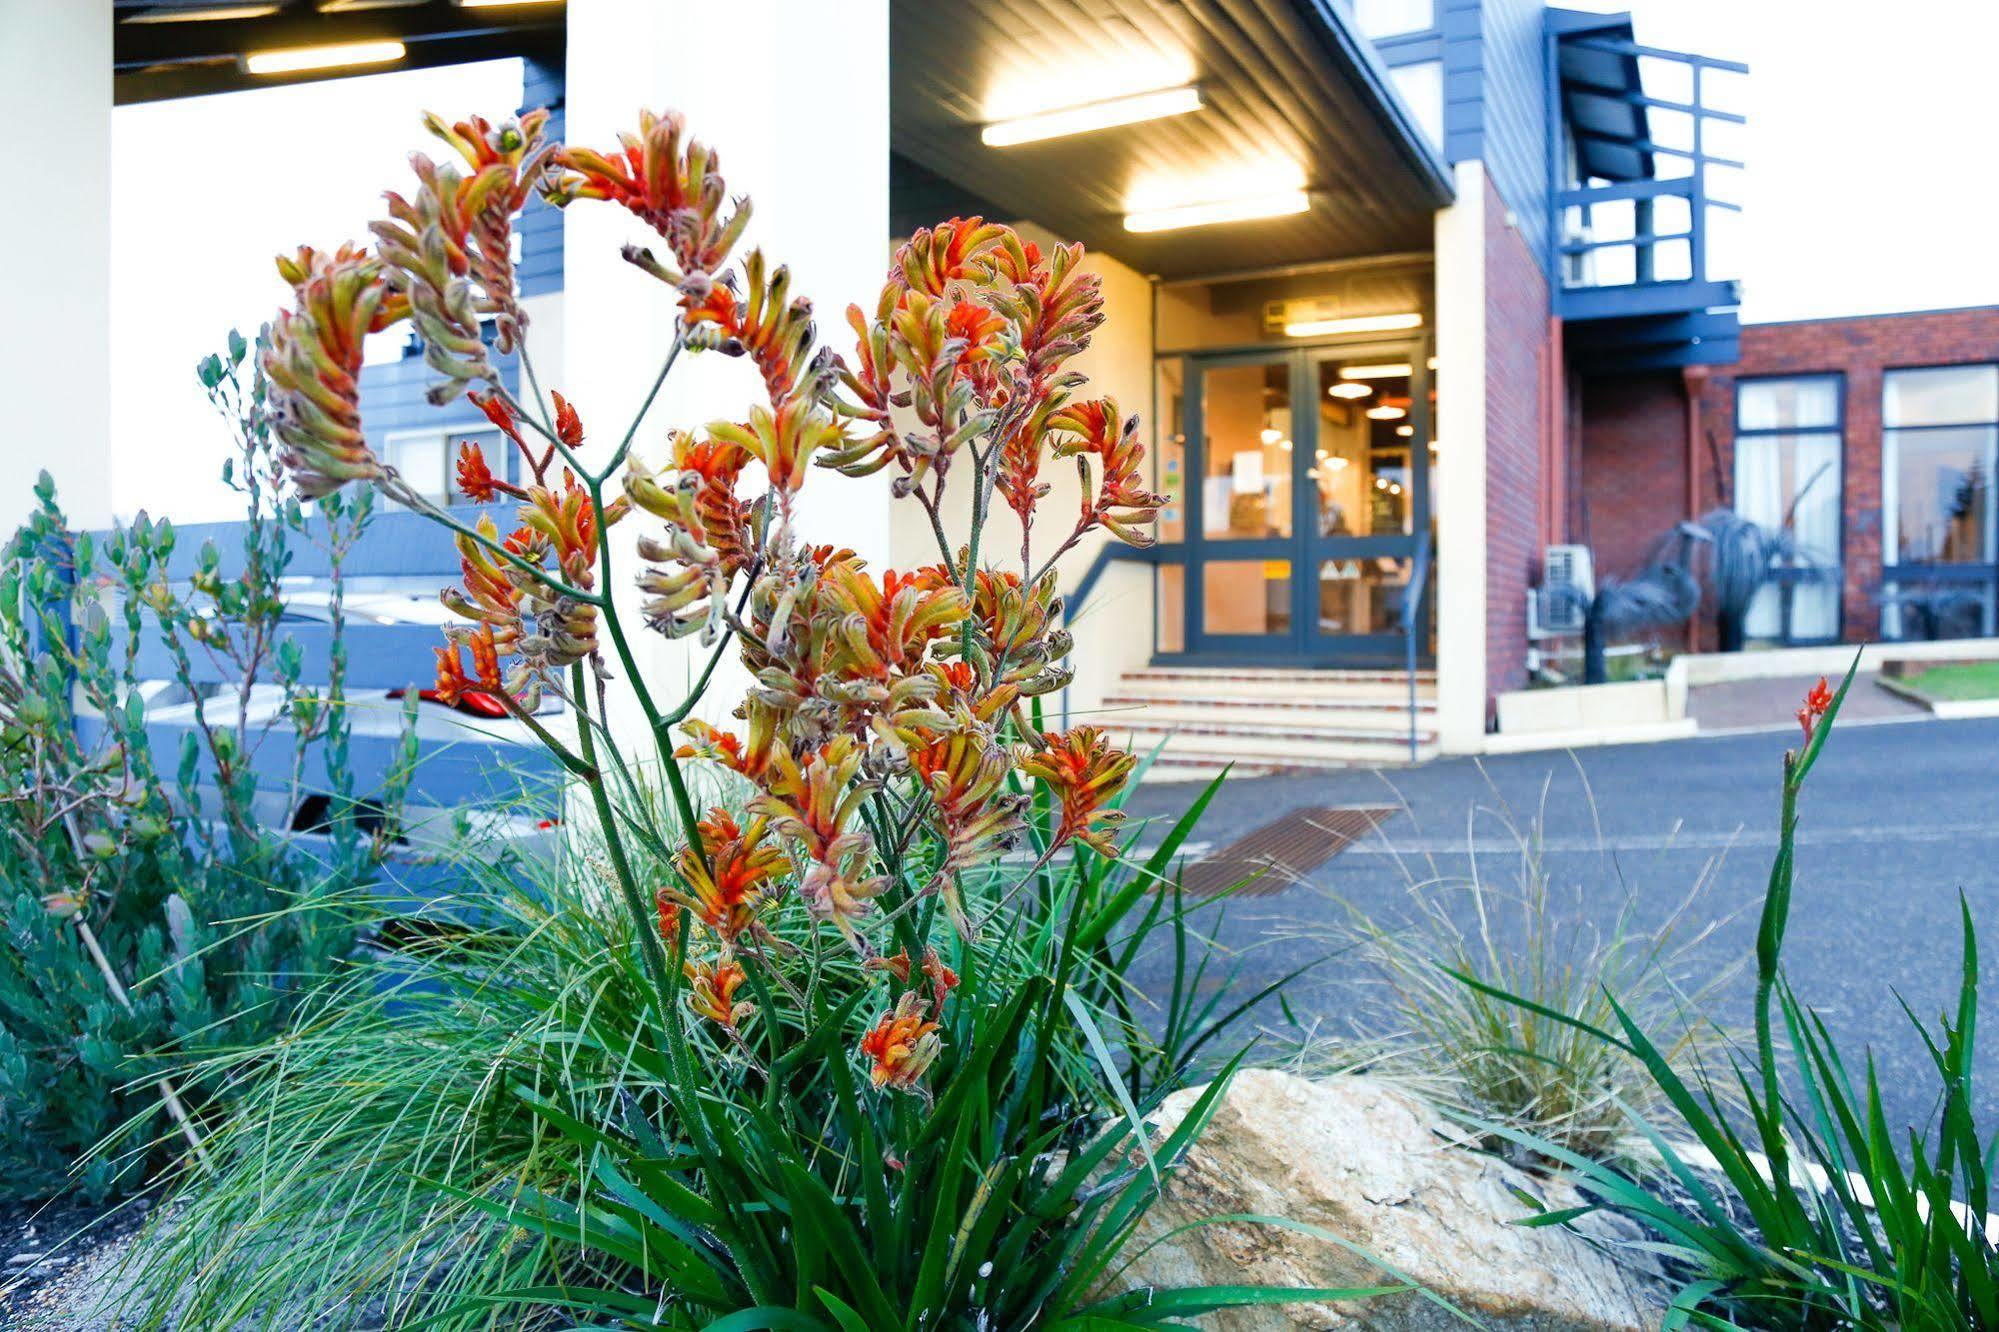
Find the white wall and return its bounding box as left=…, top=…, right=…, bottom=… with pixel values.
left=0, top=1, right=110, bottom=533
left=881, top=224, right=1157, bottom=729
left=562, top=0, right=891, bottom=745
left=1433, top=161, right=1489, bottom=752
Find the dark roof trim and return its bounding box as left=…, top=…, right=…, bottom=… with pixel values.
left=1294, top=0, right=1455, bottom=208
left=1742, top=304, right=1999, bottom=330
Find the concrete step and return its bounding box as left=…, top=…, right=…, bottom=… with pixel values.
left=1119, top=669, right=1435, bottom=705
left=1102, top=693, right=1436, bottom=726
left=1115, top=723, right=1438, bottom=768
left=1102, top=701, right=1437, bottom=740
left=1126, top=666, right=1435, bottom=685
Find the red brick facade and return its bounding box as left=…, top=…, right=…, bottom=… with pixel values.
left=1576, top=307, right=1999, bottom=645
left=1484, top=174, right=1551, bottom=700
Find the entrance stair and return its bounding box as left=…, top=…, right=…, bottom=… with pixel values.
left=1100, top=666, right=1439, bottom=779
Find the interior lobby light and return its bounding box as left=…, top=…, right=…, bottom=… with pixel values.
left=1339, top=362, right=1413, bottom=380
left=1327, top=382, right=1372, bottom=400
left=982, top=85, right=1201, bottom=148
left=1124, top=189, right=1309, bottom=234
left=1396, top=424, right=1414, bottom=437
left=1284, top=312, right=1424, bottom=338
left=1259, top=426, right=1284, bottom=444
left=1365, top=404, right=1407, bottom=421
left=244, top=39, right=406, bottom=74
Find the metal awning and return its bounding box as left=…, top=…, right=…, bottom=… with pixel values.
left=113, top=0, right=561, bottom=105
left=1548, top=9, right=1653, bottom=182
left=890, top=0, right=1453, bottom=282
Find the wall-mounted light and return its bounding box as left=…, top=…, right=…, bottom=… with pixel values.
left=1259, top=426, right=1284, bottom=444
left=1395, top=424, right=1414, bottom=437
left=1277, top=438, right=1293, bottom=451
left=1283, top=312, right=1424, bottom=338
left=1124, top=189, right=1309, bottom=234
left=1339, top=362, right=1413, bottom=380
left=1365, top=405, right=1407, bottom=421
left=983, top=84, right=1201, bottom=148
left=243, top=39, right=406, bottom=75
left=1327, top=382, right=1371, bottom=400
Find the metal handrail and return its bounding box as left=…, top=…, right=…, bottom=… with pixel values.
left=1055, top=541, right=1160, bottom=728
left=1399, top=530, right=1434, bottom=761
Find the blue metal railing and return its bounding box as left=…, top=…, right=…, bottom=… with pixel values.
left=1399, top=530, right=1433, bottom=761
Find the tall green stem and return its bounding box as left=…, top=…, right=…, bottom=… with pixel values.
left=571, top=662, right=676, bottom=1032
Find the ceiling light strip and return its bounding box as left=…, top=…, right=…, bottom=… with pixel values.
left=982, top=85, right=1202, bottom=147
left=1124, top=189, right=1309, bottom=234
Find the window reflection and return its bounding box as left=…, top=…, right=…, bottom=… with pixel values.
left=1201, top=361, right=1291, bottom=539
left=1311, top=359, right=1413, bottom=538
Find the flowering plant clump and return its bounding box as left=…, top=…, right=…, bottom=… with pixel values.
left=244, top=104, right=1334, bottom=1329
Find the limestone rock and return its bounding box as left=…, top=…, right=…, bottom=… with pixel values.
left=1107, top=1068, right=1668, bottom=1330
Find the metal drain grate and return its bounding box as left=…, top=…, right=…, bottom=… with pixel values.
left=1174, top=806, right=1395, bottom=897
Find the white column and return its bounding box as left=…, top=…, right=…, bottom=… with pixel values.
left=1433, top=161, right=1489, bottom=753
left=562, top=0, right=892, bottom=744
left=0, top=1, right=111, bottom=532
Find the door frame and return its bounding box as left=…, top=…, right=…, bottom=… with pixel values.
left=1169, top=338, right=1434, bottom=666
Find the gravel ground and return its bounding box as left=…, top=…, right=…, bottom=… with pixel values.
left=0, top=1195, right=149, bottom=1330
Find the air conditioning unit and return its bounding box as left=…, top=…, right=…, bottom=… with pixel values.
left=1531, top=544, right=1595, bottom=638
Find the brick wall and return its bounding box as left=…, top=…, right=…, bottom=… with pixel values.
left=1577, top=370, right=1689, bottom=579
left=1576, top=306, right=1999, bottom=645
left=1484, top=174, right=1550, bottom=701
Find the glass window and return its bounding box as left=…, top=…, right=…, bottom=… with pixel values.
left=382, top=425, right=507, bottom=508
left=1887, top=427, right=1993, bottom=564
left=1885, top=364, right=1999, bottom=428
left=1387, top=60, right=1444, bottom=152
left=1201, top=361, right=1292, bottom=539
left=1155, top=358, right=1186, bottom=543
left=1738, top=377, right=1839, bottom=432
left=1351, top=0, right=1435, bottom=39
left=1883, top=364, right=1999, bottom=641
left=1734, top=375, right=1842, bottom=643
left=1156, top=563, right=1185, bottom=654
left=1203, top=560, right=1291, bottom=636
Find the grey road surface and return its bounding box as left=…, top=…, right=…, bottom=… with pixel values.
left=1120, top=713, right=1999, bottom=1138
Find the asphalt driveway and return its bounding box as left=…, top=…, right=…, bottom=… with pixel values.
left=1121, top=711, right=1999, bottom=1139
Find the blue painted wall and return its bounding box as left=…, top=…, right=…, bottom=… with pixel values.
left=518, top=54, right=564, bottom=299
left=1370, top=0, right=1554, bottom=280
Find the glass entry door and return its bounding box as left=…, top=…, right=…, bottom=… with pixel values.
left=1177, top=344, right=1432, bottom=664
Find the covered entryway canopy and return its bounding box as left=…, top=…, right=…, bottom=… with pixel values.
left=889, top=0, right=1452, bottom=281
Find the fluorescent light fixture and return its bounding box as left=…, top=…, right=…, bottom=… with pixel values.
left=1365, top=405, right=1407, bottom=421
left=1283, top=312, right=1424, bottom=338
left=1395, top=424, right=1414, bottom=437
left=983, top=84, right=1201, bottom=148
left=1339, top=362, right=1413, bottom=380
left=243, top=39, right=405, bottom=75
left=1327, top=382, right=1371, bottom=400
left=1124, top=189, right=1309, bottom=234
left=126, top=3, right=279, bottom=20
